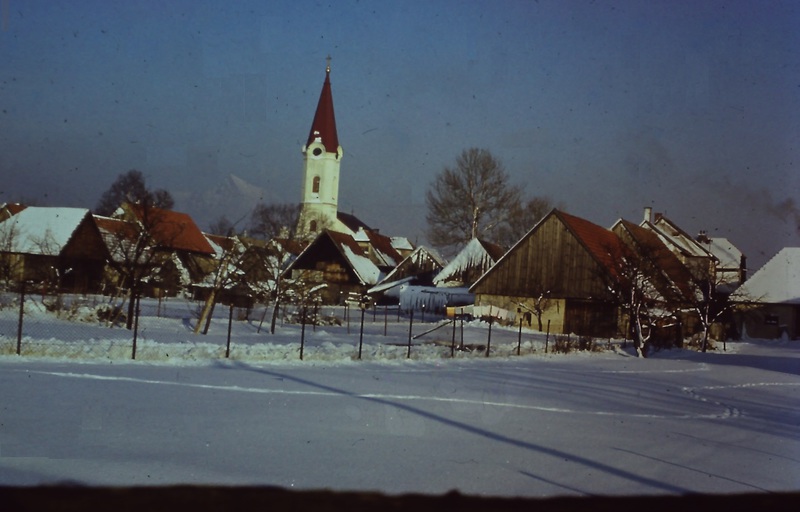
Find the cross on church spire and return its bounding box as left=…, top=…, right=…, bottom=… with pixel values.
left=326, top=54, right=331, bottom=73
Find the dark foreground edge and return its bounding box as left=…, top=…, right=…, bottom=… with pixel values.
left=1, top=486, right=799, bottom=512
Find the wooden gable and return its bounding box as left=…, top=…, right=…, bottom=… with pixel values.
left=471, top=210, right=621, bottom=300
left=287, top=230, right=381, bottom=303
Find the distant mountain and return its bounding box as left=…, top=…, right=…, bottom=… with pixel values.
left=175, top=174, right=271, bottom=232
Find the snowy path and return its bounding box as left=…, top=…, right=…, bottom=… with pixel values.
left=1, top=340, right=799, bottom=498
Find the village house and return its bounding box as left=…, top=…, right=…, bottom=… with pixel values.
left=111, top=202, right=217, bottom=298
left=733, top=247, right=800, bottom=340
left=285, top=229, right=382, bottom=305
left=611, top=218, right=699, bottom=343
left=640, top=207, right=717, bottom=282
left=0, top=206, right=110, bottom=293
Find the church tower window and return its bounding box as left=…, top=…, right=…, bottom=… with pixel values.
left=312, top=176, right=320, bottom=194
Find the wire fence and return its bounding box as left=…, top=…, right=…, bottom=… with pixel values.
left=0, top=290, right=601, bottom=362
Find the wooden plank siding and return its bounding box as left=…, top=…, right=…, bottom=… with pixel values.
left=472, top=213, right=613, bottom=300
left=470, top=210, right=620, bottom=337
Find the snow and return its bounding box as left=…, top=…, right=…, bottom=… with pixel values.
left=341, top=244, right=381, bottom=285
left=0, top=206, right=89, bottom=255
left=433, top=238, right=497, bottom=287
left=1, top=296, right=799, bottom=498
left=734, top=247, right=800, bottom=304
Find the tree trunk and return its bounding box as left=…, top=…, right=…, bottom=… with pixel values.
left=195, top=289, right=218, bottom=334
left=700, top=325, right=710, bottom=353
left=270, top=299, right=281, bottom=334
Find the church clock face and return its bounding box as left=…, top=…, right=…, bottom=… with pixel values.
left=312, top=147, right=322, bottom=156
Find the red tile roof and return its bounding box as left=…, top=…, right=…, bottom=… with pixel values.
left=556, top=210, right=628, bottom=278
left=616, top=220, right=695, bottom=301
left=127, top=204, right=214, bottom=255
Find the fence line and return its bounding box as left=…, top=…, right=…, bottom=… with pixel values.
left=0, top=292, right=578, bottom=362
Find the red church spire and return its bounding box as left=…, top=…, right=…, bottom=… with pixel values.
left=306, top=56, right=339, bottom=154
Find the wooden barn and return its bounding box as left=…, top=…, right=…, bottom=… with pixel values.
left=469, top=209, right=624, bottom=337
left=0, top=206, right=110, bottom=293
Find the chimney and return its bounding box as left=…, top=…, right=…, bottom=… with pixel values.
left=643, top=207, right=652, bottom=224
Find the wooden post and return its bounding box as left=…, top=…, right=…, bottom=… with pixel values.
left=225, top=303, right=233, bottom=358
left=384, top=305, right=388, bottom=336
left=460, top=316, right=464, bottom=350
left=16, top=281, right=25, bottom=355
left=358, top=305, right=365, bottom=360
left=545, top=319, right=551, bottom=354
left=485, top=315, right=493, bottom=357
left=451, top=317, right=456, bottom=357
left=131, top=292, right=140, bottom=360
left=407, top=308, right=414, bottom=359
left=299, top=304, right=307, bottom=360
left=517, top=316, right=523, bottom=356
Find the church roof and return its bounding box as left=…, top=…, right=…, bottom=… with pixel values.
left=306, top=65, right=339, bottom=154
left=337, top=211, right=371, bottom=233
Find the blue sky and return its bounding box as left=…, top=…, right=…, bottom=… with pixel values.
left=1, top=0, right=798, bottom=269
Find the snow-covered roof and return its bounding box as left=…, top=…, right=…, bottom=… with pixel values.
left=433, top=238, right=505, bottom=287
left=390, top=236, right=414, bottom=252
left=698, top=237, right=743, bottom=270
left=290, top=230, right=382, bottom=286
left=644, top=217, right=712, bottom=259
left=0, top=206, right=90, bottom=255
left=734, top=247, right=800, bottom=304
left=353, top=227, right=402, bottom=268
left=340, top=242, right=381, bottom=285
left=377, top=245, right=446, bottom=286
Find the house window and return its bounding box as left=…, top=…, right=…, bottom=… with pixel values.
left=312, top=176, right=320, bottom=194
left=765, top=314, right=780, bottom=326
left=309, top=220, right=317, bottom=232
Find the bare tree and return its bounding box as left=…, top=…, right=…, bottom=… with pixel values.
left=0, top=220, right=22, bottom=291
left=104, top=200, right=184, bottom=329
left=194, top=235, right=246, bottom=335
left=426, top=148, right=560, bottom=255
left=605, top=224, right=691, bottom=357
left=208, top=215, right=236, bottom=237
left=684, top=267, right=758, bottom=352
left=250, top=203, right=301, bottom=240
left=497, top=196, right=561, bottom=249
left=94, top=170, right=174, bottom=216
left=425, top=148, right=522, bottom=256
left=248, top=203, right=306, bottom=334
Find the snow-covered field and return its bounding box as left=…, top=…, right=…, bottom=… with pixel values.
left=1, top=297, right=799, bottom=498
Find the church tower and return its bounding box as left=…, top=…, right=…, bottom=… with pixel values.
left=297, top=57, right=345, bottom=240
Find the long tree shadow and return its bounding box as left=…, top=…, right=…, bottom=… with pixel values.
left=225, top=361, right=691, bottom=495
